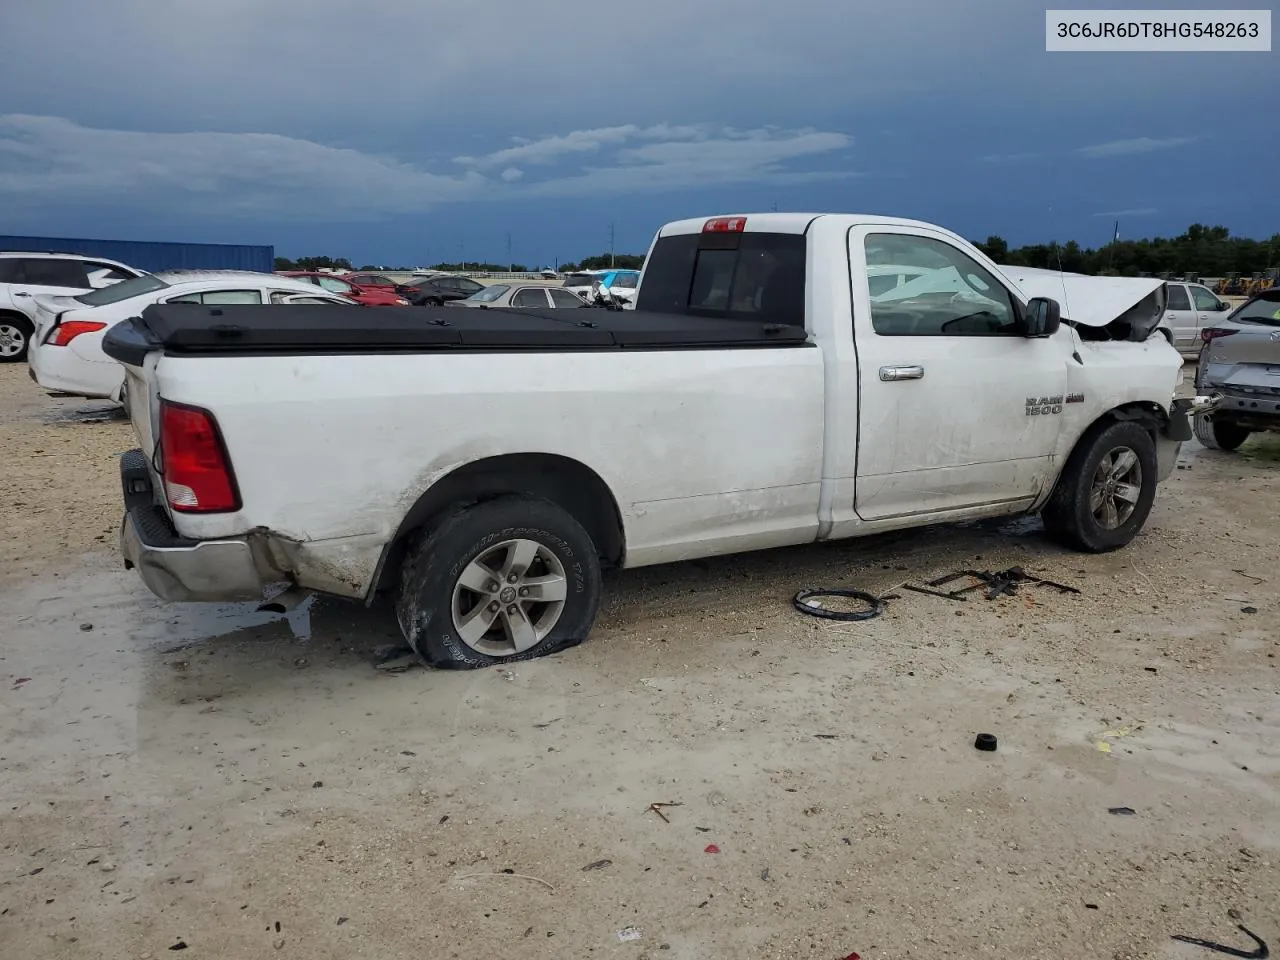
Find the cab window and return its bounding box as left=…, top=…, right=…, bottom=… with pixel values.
left=863, top=234, right=1017, bottom=336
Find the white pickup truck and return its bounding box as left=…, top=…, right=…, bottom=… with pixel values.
left=103, top=212, right=1206, bottom=669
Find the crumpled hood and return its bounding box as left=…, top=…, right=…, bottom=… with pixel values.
left=997, top=265, right=1164, bottom=328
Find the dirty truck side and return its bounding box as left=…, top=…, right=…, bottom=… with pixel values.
left=103, top=212, right=1200, bottom=669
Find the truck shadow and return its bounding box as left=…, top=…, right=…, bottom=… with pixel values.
left=129, top=511, right=1076, bottom=709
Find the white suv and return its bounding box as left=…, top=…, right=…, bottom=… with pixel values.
left=0, top=252, right=146, bottom=362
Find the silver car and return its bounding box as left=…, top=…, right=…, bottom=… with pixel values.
left=454, top=281, right=590, bottom=309
left=1193, top=290, right=1280, bottom=450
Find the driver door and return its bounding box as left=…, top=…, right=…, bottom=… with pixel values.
left=849, top=225, right=1071, bottom=521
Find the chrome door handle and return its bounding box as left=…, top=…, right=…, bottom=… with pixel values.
left=880, top=365, right=924, bottom=381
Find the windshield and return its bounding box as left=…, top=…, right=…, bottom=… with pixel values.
left=1231, top=296, right=1280, bottom=326
left=75, top=274, right=170, bottom=306
left=467, top=284, right=509, bottom=302
left=610, top=273, right=638, bottom=289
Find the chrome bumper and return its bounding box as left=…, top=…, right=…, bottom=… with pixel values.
left=118, top=448, right=268, bottom=603
left=120, top=508, right=266, bottom=602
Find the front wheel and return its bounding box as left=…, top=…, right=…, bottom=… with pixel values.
left=1041, top=421, right=1158, bottom=553
left=395, top=495, right=602, bottom=669
left=0, top=315, right=32, bottom=363
left=1193, top=413, right=1249, bottom=452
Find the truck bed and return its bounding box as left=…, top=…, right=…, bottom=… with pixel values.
left=103, top=303, right=810, bottom=364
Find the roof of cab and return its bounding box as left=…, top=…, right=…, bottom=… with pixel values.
left=656, top=213, right=963, bottom=236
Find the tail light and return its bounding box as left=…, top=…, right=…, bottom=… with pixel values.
left=703, top=216, right=747, bottom=233
left=159, top=400, right=240, bottom=513
left=49, top=320, right=107, bottom=346
left=1201, top=328, right=1238, bottom=343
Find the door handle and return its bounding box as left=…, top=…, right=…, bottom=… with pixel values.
left=14, top=291, right=30, bottom=297
left=880, top=365, right=924, bottom=381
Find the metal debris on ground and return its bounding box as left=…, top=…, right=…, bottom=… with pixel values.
left=1108, top=806, right=1137, bottom=815
left=909, top=566, right=1081, bottom=602
left=617, top=927, right=643, bottom=942
left=1172, top=923, right=1269, bottom=958
left=374, top=653, right=420, bottom=672
left=792, top=587, right=886, bottom=621
left=647, top=802, right=682, bottom=823
left=581, top=859, right=611, bottom=871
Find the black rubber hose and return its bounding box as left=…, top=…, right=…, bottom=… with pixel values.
left=792, top=588, right=886, bottom=621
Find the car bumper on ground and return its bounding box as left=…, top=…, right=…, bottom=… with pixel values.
left=118, top=449, right=270, bottom=603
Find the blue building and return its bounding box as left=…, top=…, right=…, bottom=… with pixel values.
left=0, top=234, right=274, bottom=274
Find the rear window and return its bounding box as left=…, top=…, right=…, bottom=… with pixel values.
left=1231, top=295, right=1280, bottom=326
left=634, top=231, right=806, bottom=326
left=469, top=284, right=509, bottom=302
left=76, top=273, right=170, bottom=306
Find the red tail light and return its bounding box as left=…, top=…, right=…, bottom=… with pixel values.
left=703, top=216, right=747, bottom=233
left=159, top=400, right=240, bottom=513
left=1201, top=328, right=1238, bottom=343
left=50, top=320, right=107, bottom=346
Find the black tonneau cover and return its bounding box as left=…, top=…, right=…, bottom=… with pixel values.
left=103, top=303, right=810, bottom=364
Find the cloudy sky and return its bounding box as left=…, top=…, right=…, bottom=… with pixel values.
left=1, top=0, right=1275, bottom=266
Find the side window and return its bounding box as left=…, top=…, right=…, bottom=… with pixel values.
left=166, top=294, right=203, bottom=304
left=1165, top=284, right=1191, bottom=311
left=82, top=261, right=135, bottom=285
left=0, top=260, right=19, bottom=283
left=19, top=258, right=90, bottom=288
left=316, top=276, right=353, bottom=294
left=200, top=290, right=263, bottom=304
left=549, top=289, right=585, bottom=307
left=1190, top=285, right=1220, bottom=311
left=863, top=234, right=1017, bottom=336
left=511, top=288, right=550, bottom=307
left=457, top=278, right=483, bottom=294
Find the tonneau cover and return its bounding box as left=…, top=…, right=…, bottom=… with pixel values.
left=104, top=303, right=809, bottom=362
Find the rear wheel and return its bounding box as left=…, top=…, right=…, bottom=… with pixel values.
left=0, top=315, right=32, bottom=363
left=395, top=495, right=602, bottom=669
left=1042, top=421, right=1158, bottom=553
left=1193, top=413, right=1249, bottom=452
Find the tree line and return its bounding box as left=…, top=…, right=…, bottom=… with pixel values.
left=274, top=252, right=647, bottom=273
left=277, top=225, right=1279, bottom=279
left=972, top=224, right=1280, bottom=278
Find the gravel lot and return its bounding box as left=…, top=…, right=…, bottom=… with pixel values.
left=1, top=361, right=1277, bottom=960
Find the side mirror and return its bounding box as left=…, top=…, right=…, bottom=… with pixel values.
left=1218, top=300, right=1232, bottom=311
left=1023, top=297, right=1061, bottom=338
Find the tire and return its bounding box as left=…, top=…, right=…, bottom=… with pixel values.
left=395, top=495, right=602, bottom=669
left=1041, top=420, right=1159, bottom=553
left=0, top=314, right=32, bottom=363
left=1193, top=413, right=1249, bottom=452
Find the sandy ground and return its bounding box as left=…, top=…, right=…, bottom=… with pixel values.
left=0, top=361, right=1277, bottom=960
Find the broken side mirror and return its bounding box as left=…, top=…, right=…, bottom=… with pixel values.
left=1023, top=296, right=1061, bottom=338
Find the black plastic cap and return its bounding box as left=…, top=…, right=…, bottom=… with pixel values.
left=974, top=733, right=998, bottom=752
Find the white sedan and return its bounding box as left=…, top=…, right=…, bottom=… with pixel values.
left=27, top=270, right=356, bottom=403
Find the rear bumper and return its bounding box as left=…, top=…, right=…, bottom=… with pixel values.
left=28, top=342, right=124, bottom=399
left=118, top=449, right=270, bottom=603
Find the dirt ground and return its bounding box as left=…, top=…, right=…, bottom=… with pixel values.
left=1, top=361, right=1276, bottom=960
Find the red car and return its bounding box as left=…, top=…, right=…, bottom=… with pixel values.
left=275, top=271, right=410, bottom=306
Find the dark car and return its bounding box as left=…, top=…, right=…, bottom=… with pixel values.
left=405, top=274, right=486, bottom=305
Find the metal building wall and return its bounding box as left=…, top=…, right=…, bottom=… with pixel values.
left=0, top=235, right=274, bottom=273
